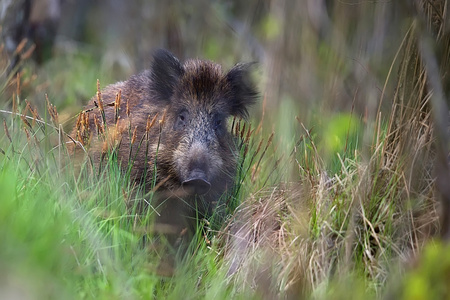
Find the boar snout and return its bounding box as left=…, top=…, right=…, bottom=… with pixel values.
left=182, top=169, right=211, bottom=195
left=181, top=142, right=213, bottom=195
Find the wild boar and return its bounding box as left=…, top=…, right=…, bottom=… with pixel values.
left=71, top=49, right=257, bottom=245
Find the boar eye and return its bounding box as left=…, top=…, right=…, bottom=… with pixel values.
left=175, top=110, right=188, bottom=130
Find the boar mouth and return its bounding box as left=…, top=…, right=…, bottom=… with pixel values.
left=182, top=169, right=211, bottom=195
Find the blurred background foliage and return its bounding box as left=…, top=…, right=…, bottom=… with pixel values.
left=1, top=0, right=409, bottom=125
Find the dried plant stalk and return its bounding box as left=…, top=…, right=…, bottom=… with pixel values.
left=115, top=89, right=121, bottom=124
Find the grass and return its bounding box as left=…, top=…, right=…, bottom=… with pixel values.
left=0, top=78, right=439, bottom=299
left=1, top=1, right=450, bottom=298
left=0, top=109, right=261, bottom=300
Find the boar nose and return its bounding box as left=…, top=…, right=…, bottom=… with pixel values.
left=182, top=169, right=211, bottom=195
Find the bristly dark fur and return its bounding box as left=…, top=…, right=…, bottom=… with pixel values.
left=176, top=60, right=223, bottom=105
left=150, top=49, right=258, bottom=118
left=150, top=49, right=184, bottom=104
left=226, top=62, right=258, bottom=119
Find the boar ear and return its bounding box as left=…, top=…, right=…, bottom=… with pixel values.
left=226, top=63, right=258, bottom=119
left=150, top=49, right=184, bottom=103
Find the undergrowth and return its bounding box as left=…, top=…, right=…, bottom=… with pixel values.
left=0, top=68, right=439, bottom=299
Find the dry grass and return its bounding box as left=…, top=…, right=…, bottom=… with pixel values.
left=216, top=3, right=447, bottom=298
